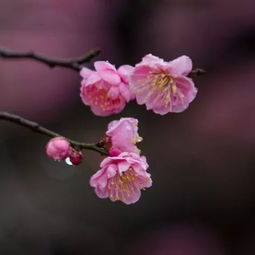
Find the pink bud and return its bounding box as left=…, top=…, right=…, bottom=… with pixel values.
left=106, top=118, right=141, bottom=154
left=46, top=137, right=70, bottom=160
left=69, top=148, right=83, bottom=165
left=109, top=148, right=121, bottom=156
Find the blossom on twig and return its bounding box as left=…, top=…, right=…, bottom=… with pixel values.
left=80, top=61, right=134, bottom=116
left=90, top=152, right=152, bottom=204
left=129, top=54, right=197, bottom=114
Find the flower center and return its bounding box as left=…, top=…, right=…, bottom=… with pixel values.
left=107, top=167, right=149, bottom=202
left=152, top=73, right=177, bottom=93
left=142, top=72, right=179, bottom=107
left=88, top=87, right=121, bottom=111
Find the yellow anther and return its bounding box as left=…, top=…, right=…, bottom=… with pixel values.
left=172, top=85, right=177, bottom=93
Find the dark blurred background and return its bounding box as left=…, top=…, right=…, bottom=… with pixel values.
left=0, top=0, right=255, bottom=254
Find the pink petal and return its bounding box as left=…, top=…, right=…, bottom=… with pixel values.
left=118, top=161, right=130, bottom=173
left=106, top=164, right=118, bottom=178
left=90, top=100, right=125, bottom=116
left=94, top=61, right=121, bottom=85
left=167, top=55, right=193, bottom=76
left=121, top=189, right=141, bottom=205
left=99, top=70, right=121, bottom=85
left=118, top=65, right=134, bottom=82
left=80, top=67, right=93, bottom=79
left=85, top=72, right=101, bottom=85
left=107, top=86, right=120, bottom=99
left=151, top=104, right=171, bottom=115
left=90, top=168, right=108, bottom=189
left=94, top=61, right=117, bottom=72
left=100, top=156, right=115, bottom=167
left=141, top=54, right=164, bottom=66
left=119, top=83, right=132, bottom=102
left=95, top=187, right=109, bottom=199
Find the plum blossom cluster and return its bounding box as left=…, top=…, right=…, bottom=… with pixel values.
left=80, top=54, right=197, bottom=116
left=90, top=118, right=151, bottom=204
left=46, top=54, right=199, bottom=205
left=0, top=48, right=202, bottom=205
left=46, top=118, right=151, bottom=204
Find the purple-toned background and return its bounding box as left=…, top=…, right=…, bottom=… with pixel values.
left=0, top=0, right=255, bottom=254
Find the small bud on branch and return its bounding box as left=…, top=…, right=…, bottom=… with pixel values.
left=0, top=112, right=107, bottom=155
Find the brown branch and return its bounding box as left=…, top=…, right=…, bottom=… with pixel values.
left=188, top=68, right=206, bottom=78
left=0, top=47, right=205, bottom=77
left=0, top=47, right=101, bottom=71
left=0, top=112, right=108, bottom=155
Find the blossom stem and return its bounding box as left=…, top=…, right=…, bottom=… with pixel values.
left=0, top=47, right=101, bottom=71
left=0, top=112, right=108, bottom=155
left=188, top=68, right=206, bottom=78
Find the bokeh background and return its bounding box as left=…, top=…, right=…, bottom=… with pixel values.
left=0, top=0, right=255, bottom=254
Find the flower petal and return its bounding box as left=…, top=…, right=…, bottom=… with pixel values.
left=118, top=65, right=134, bottom=83
left=94, top=61, right=116, bottom=72
left=84, top=72, right=101, bottom=85
left=107, top=86, right=120, bottom=99
left=80, top=67, right=93, bottom=79
left=167, top=55, right=192, bottom=76
left=141, top=54, right=164, bottom=66
left=95, top=61, right=121, bottom=84
left=100, top=70, right=121, bottom=85
left=118, top=161, right=130, bottom=173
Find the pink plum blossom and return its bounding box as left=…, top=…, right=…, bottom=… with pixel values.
left=129, top=54, right=197, bottom=115
left=46, top=137, right=70, bottom=160
left=80, top=61, right=134, bottom=116
left=106, top=117, right=142, bottom=154
left=90, top=152, right=152, bottom=204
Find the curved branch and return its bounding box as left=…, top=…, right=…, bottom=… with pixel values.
left=0, top=112, right=108, bottom=155
left=0, top=47, right=100, bottom=71
left=0, top=47, right=205, bottom=77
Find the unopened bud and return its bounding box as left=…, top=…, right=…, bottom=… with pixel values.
left=46, top=137, right=70, bottom=160
left=109, top=148, right=121, bottom=156
left=69, top=148, right=83, bottom=165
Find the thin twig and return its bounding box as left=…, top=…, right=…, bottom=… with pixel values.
left=188, top=68, right=206, bottom=78
left=0, top=112, right=108, bottom=155
left=0, top=47, right=205, bottom=77
left=0, top=47, right=101, bottom=71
